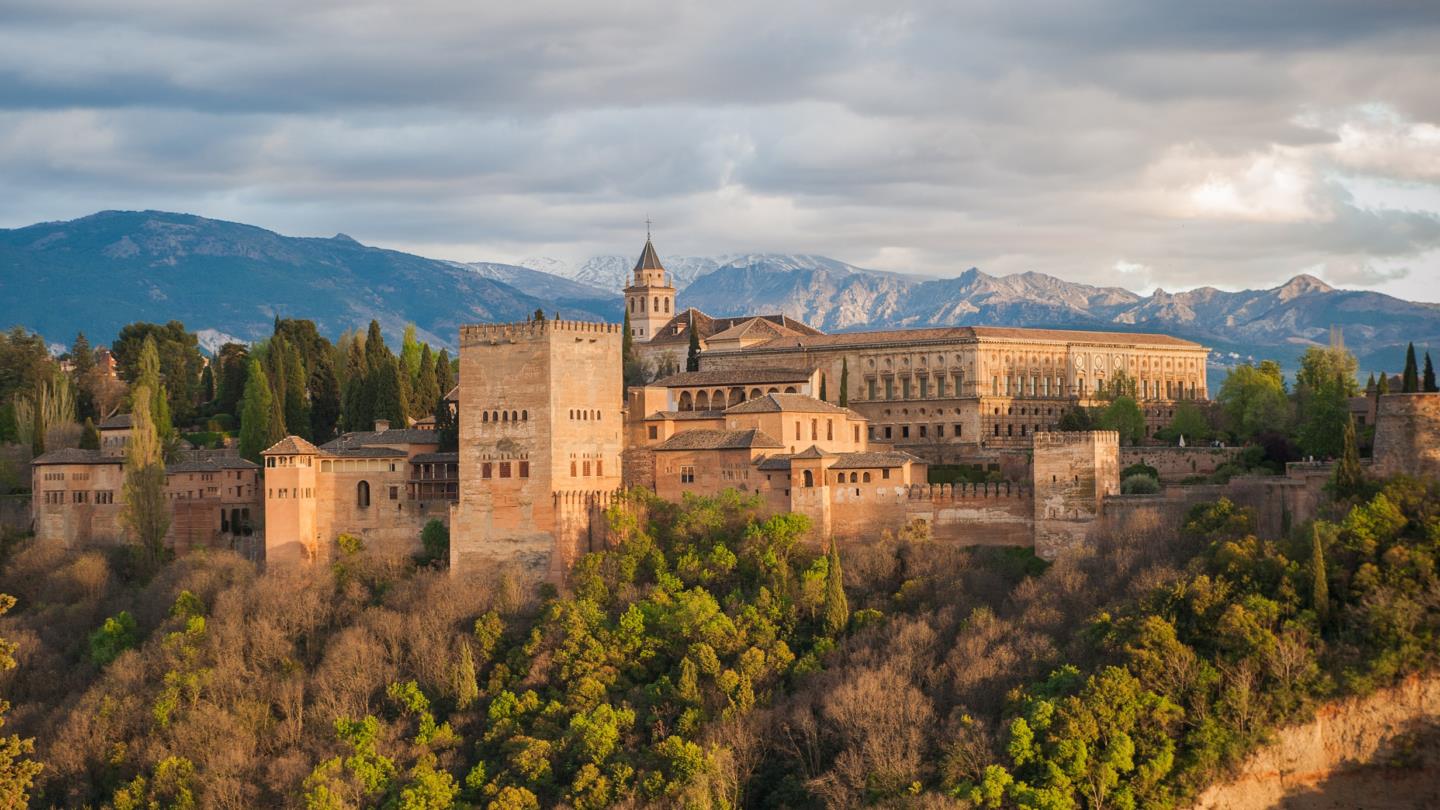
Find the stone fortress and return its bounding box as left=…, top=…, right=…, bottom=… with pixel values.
left=28, top=234, right=1440, bottom=579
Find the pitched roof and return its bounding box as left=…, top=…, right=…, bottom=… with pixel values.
left=735, top=325, right=1204, bottom=352
left=792, top=445, right=829, bottom=459
left=31, top=448, right=116, bottom=465
left=653, top=428, right=785, bottom=451
left=648, top=410, right=726, bottom=421
left=326, top=447, right=407, bottom=458
left=706, top=317, right=809, bottom=344
left=410, top=452, right=460, bottom=464
left=443, top=385, right=459, bottom=402
left=263, top=436, right=321, bottom=455
left=830, top=450, right=926, bottom=469
left=167, top=457, right=260, bottom=473
left=633, top=238, right=665, bottom=273
left=98, top=413, right=133, bottom=429
left=652, top=368, right=813, bottom=388
left=724, top=393, right=853, bottom=416
left=322, top=429, right=439, bottom=452
left=755, top=454, right=795, bottom=471
left=644, top=309, right=823, bottom=347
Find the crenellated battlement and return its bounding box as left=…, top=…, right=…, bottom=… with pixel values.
left=460, top=319, right=622, bottom=346
left=1032, top=430, right=1119, bottom=448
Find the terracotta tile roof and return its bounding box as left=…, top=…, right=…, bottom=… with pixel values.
left=649, top=410, right=726, bottom=421
left=645, top=310, right=823, bottom=347
left=98, top=413, right=133, bottom=429
left=830, top=450, right=926, bottom=469
left=724, top=393, right=853, bottom=416
left=755, top=454, right=795, bottom=471
left=737, top=325, right=1204, bottom=351
left=653, top=428, right=785, bottom=451
left=325, top=447, right=408, bottom=458
left=410, top=452, right=460, bottom=464
left=652, top=368, right=813, bottom=388
left=262, top=436, right=321, bottom=455
left=167, top=457, right=260, bottom=473
left=322, top=429, right=439, bottom=452
left=31, top=448, right=115, bottom=465
left=707, top=317, right=808, bottom=344
left=791, top=445, right=828, bottom=459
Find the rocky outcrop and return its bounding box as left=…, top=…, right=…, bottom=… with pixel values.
left=1191, top=673, right=1440, bottom=809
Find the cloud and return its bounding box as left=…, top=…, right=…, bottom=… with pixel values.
left=1, top=0, right=1440, bottom=302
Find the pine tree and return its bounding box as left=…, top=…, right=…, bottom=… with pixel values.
left=1365, top=371, right=1375, bottom=392
left=283, top=342, right=309, bottom=440
left=414, top=344, right=439, bottom=421
left=71, top=332, right=94, bottom=376
left=1425, top=352, right=1437, bottom=393
left=822, top=539, right=849, bottom=636
left=686, top=313, right=700, bottom=372
left=308, top=356, right=341, bottom=442
left=1311, top=524, right=1329, bottom=625
left=123, top=387, right=171, bottom=565
left=1332, top=414, right=1364, bottom=498
left=238, top=359, right=276, bottom=464
left=79, top=417, right=100, bottom=450
left=839, top=358, right=849, bottom=408
left=1402, top=342, right=1419, bottom=392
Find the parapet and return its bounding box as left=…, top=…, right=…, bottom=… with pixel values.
left=1032, top=430, right=1120, bottom=448
left=460, top=319, right=622, bottom=346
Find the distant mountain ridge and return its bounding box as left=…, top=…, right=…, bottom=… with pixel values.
left=1, top=210, right=1434, bottom=372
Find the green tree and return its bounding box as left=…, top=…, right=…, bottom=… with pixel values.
left=283, top=341, right=310, bottom=440
left=1057, top=404, right=1094, bottom=431
left=135, top=336, right=174, bottom=442
left=839, top=358, right=849, bottom=408
left=623, top=310, right=645, bottom=387
left=1311, top=525, right=1329, bottom=625
left=198, top=364, right=215, bottom=404
left=1217, top=361, right=1289, bottom=441
left=342, top=336, right=371, bottom=433
left=0, top=595, right=42, bottom=807
left=309, top=355, right=342, bottom=442
left=372, top=358, right=408, bottom=428
left=1331, top=415, right=1365, bottom=499
left=89, top=610, right=138, bottom=665
left=1161, top=400, right=1210, bottom=443
left=239, top=359, right=279, bottom=464
left=112, top=321, right=203, bottom=425
left=401, top=324, right=423, bottom=383
left=420, top=519, right=449, bottom=566
left=1377, top=369, right=1390, bottom=395
left=1425, top=352, right=1437, bottom=393
left=823, top=540, right=849, bottom=636
left=686, top=313, right=701, bottom=372
left=72, top=332, right=96, bottom=420
left=79, top=417, right=100, bottom=450
left=435, top=349, right=454, bottom=402
left=1402, top=342, right=1419, bottom=392
left=213, top=343, right=250, bottom=418
left=123, top=387, right=171, bottom=564
left=819, top=373, right=828, bottom=402
left=413, top=344, right=439, bottom=422
left=1295, top=344, right=1358, bottom=457
left=1098, top=396, right=1146, bottom=445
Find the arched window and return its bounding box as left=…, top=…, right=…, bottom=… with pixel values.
left=862, top=472, right=871, bottom=483
left=696, top=390, right=710, bottom=410
left=750, top=388, right=762, bottom=399
left=827, top=420, right=833, bottom=440
left=654, top=296, right=660, bottom=310
left=784, top=386, right=798, bottom=393
left=811, top=419, right=818, bottom=440
left=664, top=298, right=670, bottom=313
left=512, top=411, right=518, bottom=421
left=502, top=411, right=509, bottom=422
left=522, top=410, right=528, bottom=420
left=357, top=481, right=371, bottom=508
left=802, top=469, right=814, bottom=487
left=482, top=411, right=489, bottom=423
left=679, top=391, right=693, bottom=411
left=850, top=472, right=858, bottom=483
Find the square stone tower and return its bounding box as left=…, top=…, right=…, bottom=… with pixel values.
left=451, top=319, right=623, bottom=579
left=1032, top=430, right=1120, bottom=559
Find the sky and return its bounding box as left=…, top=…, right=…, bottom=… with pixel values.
left=3, top=1, right=1440, bottom=301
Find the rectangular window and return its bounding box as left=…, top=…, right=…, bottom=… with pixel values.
left=519, top=461, right=529, bottom=478
left=884, top=377, right=894, bottom=400
left=882, top=468, right=891, bottom=479
left=901, top=377, right=911, bottom=399
left=680, top=466, right=695, bottom=484
left=596, top=459, right=603, bottom=477
left=482, top=463, right=493, bottom=479
left=648, top=426, right=658, bottom=439
left=901, top=426, right=910, bottom=439
left=955, top=424, right=962, bottom=436
left=884, top=426, right=892, bottom=439
left=389, top=486, right=398, bottom=500
left=919, top=425, right=927, bottom=438
left=500, top=462, right=512, bottom=478
left=853, top=426, right=860, bottom=442
left=583, top=460, right=591, bottom=476
left=867, top=379, right=877, bottom=400
left=937, top=376, right=946, bottom=397
left=919, top=376, right=929, bottom=398
left=992, top=375, right=999, bottom=395
left=570, top=461, right=577, bottom=477
left=936, top=424, right=943, bottom=437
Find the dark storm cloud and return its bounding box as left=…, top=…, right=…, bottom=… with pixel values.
left=1, top=0, right=1439, bottom=300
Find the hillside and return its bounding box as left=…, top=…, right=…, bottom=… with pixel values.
left=0, top=211, right=618, bottom=350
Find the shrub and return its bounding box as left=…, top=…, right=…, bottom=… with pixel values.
left=1121, top=462, right=1160, bottom=481
left=1121, top=474, right=1161, bottom=495
left=88, top=610, right=138, bottom=665
left=419, top=520, right=449, bottom=566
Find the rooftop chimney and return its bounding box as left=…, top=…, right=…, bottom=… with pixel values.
left=374, top=419, right=390, bottom=433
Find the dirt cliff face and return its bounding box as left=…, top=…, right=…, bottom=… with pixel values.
left=1192, top=674, right=1440, bottom=809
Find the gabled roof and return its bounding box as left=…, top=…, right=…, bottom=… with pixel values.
left=443, top=385, right=459, bottom=403
left=633, top=238, right=665, bottom=273
left=706, top=317, right=809, bottom=344
left=755, top=454, right=795, bottom=471
left=792, top=445, right=829, bottom=459
left=724, top=393, right=854, bottom=416
left=98, top=413, right=133, bottom=429
left=167, top=457, right=260, bottom=473
left=652, top=368, right=813, bottom=388
left=31, top=448, right=115, bottom=466
left=830, top=450, right=926, bottom=469
left=653, top=428, right=785, bottom=451
left=644, top=309, right=823, bottom=347
left=263, top=436, right=321, bottom=455
left=322, top=429, right=439, bottom=452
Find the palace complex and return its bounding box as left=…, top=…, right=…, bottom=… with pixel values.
left=30, top=235, right=1432, bottom=582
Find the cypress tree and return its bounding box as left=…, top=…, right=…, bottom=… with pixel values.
left=1365, top=371, right=1375, bottom=392
left=372, top=358, right=408, bottom=428
left=1425, top=352, right=1437, bottom=393
left=283, top=341, right=309, bottom=439
left=435, top=349, right=454, bottom=401
left=364, top=320, right=388, bottom=374
left=839, top=358, right=849, bottom=408
left=1377, top=370, right=1390, bottom=395
left=1311, top=525, right=1329, bottom=625
left=533, top=308, right=546, bottom=323
left=308, top=356, right=341, bottom=442
left=341, top=338, right=371, bottom=432
left=79, top=417, right=100, bottom=450
left=414, top=344, right=439, bottom=421
left=1332, top=414, right=1364, bottom=498
left=822, top=539, right=850, bottom=636
left=622, top=310, right=634, bottom=362
left=199, top=364, right=215, bottom=404
left=819, top=374, right=827, bottom=402
left=686, top=313, right=700, bottom=372
left=1402, top=342, right=1419, bottom=392
left=268, top=379, right=287, bottom=443
left=238, top=359, right=276, bottom=464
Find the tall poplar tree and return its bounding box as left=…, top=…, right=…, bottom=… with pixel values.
left=238, top=359, right=277, bottom=464
left=135, top=336, right=173, bottom=443
left=400, top=324, right=422, bottom=382
left=1402, top=342, right=1419, bottom=392
left=122, top=387, right=170, bottom=565
left=1311, top=525, right=1329, bottom=625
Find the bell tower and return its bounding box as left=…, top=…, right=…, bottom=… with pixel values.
left=623, top=225, right=676, bottom=341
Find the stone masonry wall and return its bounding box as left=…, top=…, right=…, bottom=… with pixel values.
left=1373, top=393, right=1440, bottom=480
left=1033, top=431, right=1120, bottom=559
left=1121, top=446, right=1241, bottom=482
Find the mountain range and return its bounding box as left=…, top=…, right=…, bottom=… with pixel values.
left=1, top=210, right=1436, bottom=374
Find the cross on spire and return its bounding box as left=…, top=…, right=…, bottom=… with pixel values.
left=645, top=215, right=652, bottom=241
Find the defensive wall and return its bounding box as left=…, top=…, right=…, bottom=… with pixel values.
left=793, top=481, right=1035, bottom=548
left=1373, top=392, right=1440, bottom=480
left=1120, top=445, right=1242, bottom=482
